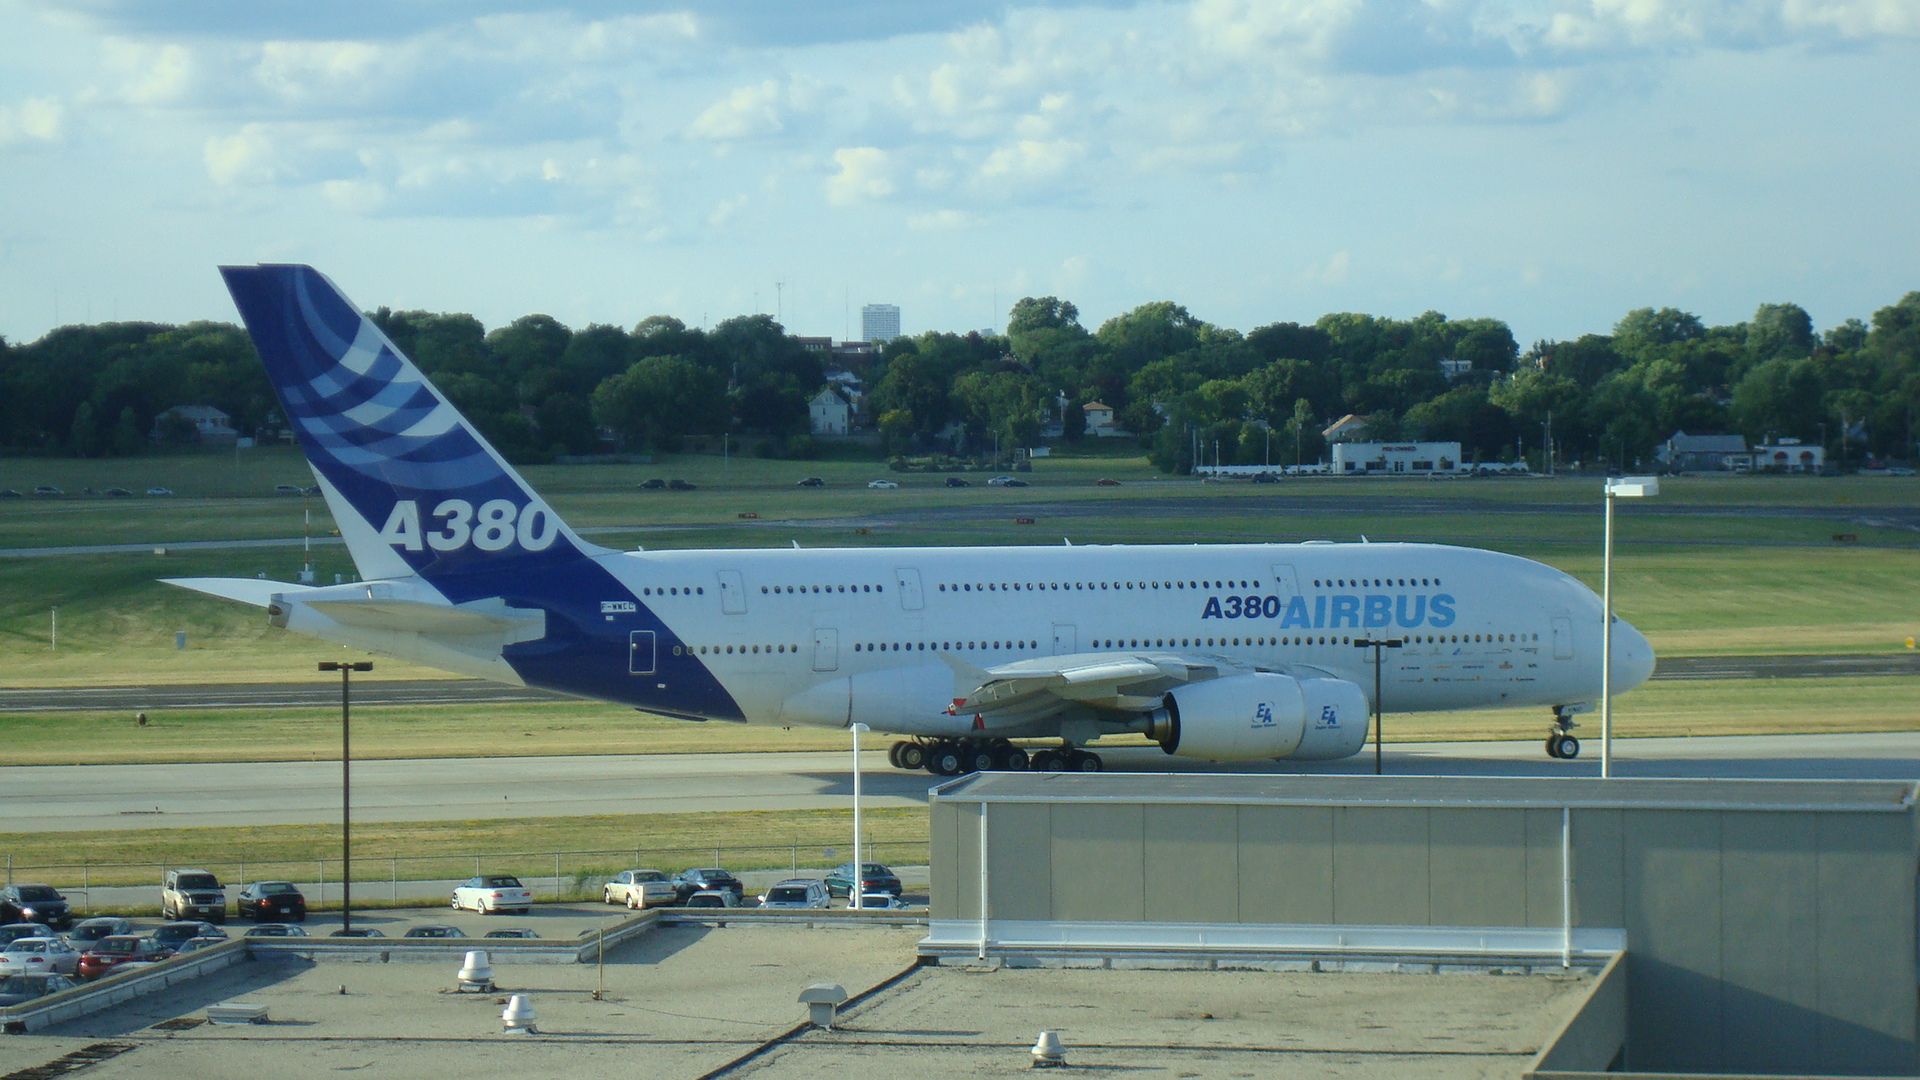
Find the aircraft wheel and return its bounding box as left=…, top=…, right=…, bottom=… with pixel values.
left=886, top=741, right=906, bottom=769
left=897, top=742, right=926, bottom=771
left=927, top=743, right=965, bottom=776
left=1069, top=750, right=1104, bottom=773
left=1545, top=735, right=1563, bottom=759
left=965, top=744, right=997, bottom=773
left=1028, top=749, right=1062, bottom=772
left=999, top=746, right=1029, bottom=772
left=1554, top=734, right=1580, bottom=760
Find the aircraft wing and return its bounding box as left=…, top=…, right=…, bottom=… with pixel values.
left=952, top=651, right=1251, bottom=716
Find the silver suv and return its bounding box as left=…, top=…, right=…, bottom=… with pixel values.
left=161, top=870, right=226, bottom=923
left=757, top=879, right=830, bottom=909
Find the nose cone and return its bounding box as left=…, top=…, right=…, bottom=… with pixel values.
left=1610, top=619, right=1656, bottom=692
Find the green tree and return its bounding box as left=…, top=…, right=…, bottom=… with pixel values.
left=591, top=355, right=727, bottom=451
left=1748, top=302, right=1816, bottom=362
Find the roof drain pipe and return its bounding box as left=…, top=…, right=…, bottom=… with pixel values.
left=1560, top=805, right=1572, bottom=970
left=978, top=803, right=991, bottom=962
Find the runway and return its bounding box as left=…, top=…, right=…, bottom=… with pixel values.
left=3, top=652, right=1915, bottom=713
left=8, top=732, right=1920, bottom=833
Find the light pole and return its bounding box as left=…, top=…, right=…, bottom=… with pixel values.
left=319, top=660, right=373, bottom=931
left=1600, top=477, right=1656, bottom=778
left=1352, top=638, right=1403, bottom=774
left=849, top=723, right=869, bottom=910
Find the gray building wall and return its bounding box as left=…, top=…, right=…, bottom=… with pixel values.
left=928, top=774, right=1919, bottom=1076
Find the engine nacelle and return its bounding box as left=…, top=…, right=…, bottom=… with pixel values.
left=1147, top=673, right=1370, bottom=762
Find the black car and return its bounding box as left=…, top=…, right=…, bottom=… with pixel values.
left=150, top=921, right=224, bottom=950
left=944, top=477, right=970, bottom=487
left=639, top=478, right=666, bottom=490
left=825, top=862, right=903, bottom=899
left=0, top=884, right=72, bottom=929
left=796, top=477, right=825, bottom=488
left=670, top=868, right=744, bottom=903
left=330, top=927, right=386, bottom=938
left=667, top=478, right=697, bottom=491
left=1252, top=472, right=1280, bottom=484
left=63, top=917, right=133, bottom=947
left=237, top=881, right=307, bottom=922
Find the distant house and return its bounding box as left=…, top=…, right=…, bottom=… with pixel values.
left=809, top=387, right=852, bottom=436
left=1322, top=414, right=1371, bottom=443
left=1082, top=401, right=1128, bottom=437
left=151, top=404, right=238, bottom=446
left=1753, top=439, right=1825, bottom=474
left=1657, top=431, right=1752, bottom=473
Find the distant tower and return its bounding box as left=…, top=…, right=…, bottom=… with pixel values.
left=861, top=303, right=901, bottom=344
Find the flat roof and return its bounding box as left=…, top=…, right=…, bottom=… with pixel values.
left=930, top=772, right=1920, bottom=814
left=1, top=925, right=1587, bottom=1080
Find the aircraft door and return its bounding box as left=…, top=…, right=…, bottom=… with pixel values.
left=1552, top=616, right=1573, bottom=659
left=628, top=630, right=657, bottom=675
left=717, top=570, right=747, bottom=615
left=1268, top=563, right=1299, bottom=600
left=812, top=628, right=839, bottom=672
left=894, top=568, right=924, bottom=611
left=1052, top=624, right=1077, bottom=655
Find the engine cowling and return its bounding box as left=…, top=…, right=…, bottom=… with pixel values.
left=1147, top=673, right=1370, bottom=762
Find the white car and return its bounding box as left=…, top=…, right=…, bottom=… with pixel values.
left=451, top=875, right=533, bottom=915
left=867, top=479, right=899, bottom=489
left=604, top=869, right=675, bottom=909
left=854, top=893, right=917, bottom=911
left=683, top=889, right=739, bottom=909
left=758, top=879, right=830, bottom=909
left=0, top=937, right=81, bottom=976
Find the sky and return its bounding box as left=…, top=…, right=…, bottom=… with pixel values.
left=2, top=0, right=1917, bottom=350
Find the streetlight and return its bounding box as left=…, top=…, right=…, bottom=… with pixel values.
left=319, top=660, right=373, bottom=931
left=1351, top=637, right=1403, bottom=774
left=1600, top=477, right=1657, bottom=778
left=849, top=723, right=869, bottom=910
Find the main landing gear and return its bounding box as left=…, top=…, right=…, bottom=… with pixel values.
left=1544, top=709, right=1580, bottom=759
left=888, top=738, right=1102, bottom=777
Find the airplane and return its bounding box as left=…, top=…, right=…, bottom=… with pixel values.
left=167, top=265, right=1656, bottom=775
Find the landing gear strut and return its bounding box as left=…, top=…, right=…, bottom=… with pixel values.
left=892, top=738, right=1099, bottom=775
left=1544, top=710, right=1580, bottom=760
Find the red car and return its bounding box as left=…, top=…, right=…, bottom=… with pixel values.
left=77, top=936, right=168, bottom=980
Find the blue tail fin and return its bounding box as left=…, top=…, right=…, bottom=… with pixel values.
left=221, top=264, right=593, bottom=589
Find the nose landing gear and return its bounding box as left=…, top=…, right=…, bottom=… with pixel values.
left=1545, top=709, right=1580, bottom=759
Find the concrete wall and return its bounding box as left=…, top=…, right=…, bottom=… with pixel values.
left=928, top=775, right=1919, bottom=1077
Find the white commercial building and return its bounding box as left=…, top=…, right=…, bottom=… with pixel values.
left=861, top=304, right=901, bottom=344
left=1331, top=441, right=1462, bottom=475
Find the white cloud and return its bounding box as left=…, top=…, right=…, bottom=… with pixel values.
left=979, top=138, right=1084, bottom=184
left=688, top=79, right=786, bottom=141
left=0, top=97, right=64, bottom=145
left=1782, top=0, right=1920, bottom=35
left=253, top=40, right=386, bottom=106
left=907, top=208, right=976, bottom=230
left=708, top=193, right=748, bottom=227
left=99, top=40, right=196, bottom=106
left=1306, top=250, right=1352, bottom=285
left=202, top=124, right=282, bottom=186
left=826, top=146, right=896, bottom=205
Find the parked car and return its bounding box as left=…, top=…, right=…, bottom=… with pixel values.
left=483, top=928, right=539, bottom=939
left=1251, top=472, right=1280, bottom=484
left=671, top=868, right=744, bottom=904
left=0, top=973, right=77, bottom=1005
left=102, top=487, right=133, bottom=497
left=796, top=477, right=825, bottom=488
left=145, top=486, right=174, bottom=496
left=274, top=484, right=303, bottom=495
left=77, top=936, right=168, bottom=979
left=856, top=894, right=918, bottom=911
left=757, top=879, right=830, bottom=909
left=243, top=923, right=308, bottom=938
left=667, top=478, right=697, bottom=491
left=639, top=478, right=666, bottom=490
left=173, top=936, right=230, bottom=955
left=150, top=921, right=224, bottom=950
left=402, top=925, right=466, bottom=939
left=683, top=890, right=739, bottom=909
left=0, top=884, right=72, bottom=928
left=867, top=479, right=899, bottom=489
left=944, top=476, right=971, bottom=487
left=825, top=862, right=902, bottom=898
left=0, top=489, right=21, bottom=498
left=31, top=485, right=62, bottom=497
left=63, top=917, right=133, bottom=948
left=0, top=924, right=54, bottom=947
left=986, top=475, right=1015, bottom=486
left=1094, top=478, right=1122, bottom=486
left=0, top=937, right=82, bottom=976
left=604, top=869, right=675, bottom=909
left=452, top=875, right=533, bottom=915
left=330, top=927, right=385, bottom=938
left=161, top=868, right=227, bottom=922
left=237, top=881, right=307, bottom=922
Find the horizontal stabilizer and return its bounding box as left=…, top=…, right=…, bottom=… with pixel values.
left=304, top=596, right=540, bottom=636
left=162, top=577, right=314, bottom=608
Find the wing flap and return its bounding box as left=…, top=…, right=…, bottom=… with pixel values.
left=956, top=651, right=1238, bottom=715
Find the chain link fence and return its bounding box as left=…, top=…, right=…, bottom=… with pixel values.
left=1, top=839, right=930, bottom=913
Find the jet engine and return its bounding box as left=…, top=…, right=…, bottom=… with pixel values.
left=1145, top=673, right=1369, bottom=762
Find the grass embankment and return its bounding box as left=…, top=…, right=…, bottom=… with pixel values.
left=0, top=807, right=931, bottom=895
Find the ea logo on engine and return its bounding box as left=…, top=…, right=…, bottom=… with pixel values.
left=1251, top=702, right=1276, bottom=730
left=1317, top=704, right=1340, bottom=729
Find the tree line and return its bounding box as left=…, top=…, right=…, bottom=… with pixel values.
left=2, top=290, right=1916, bottom=471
